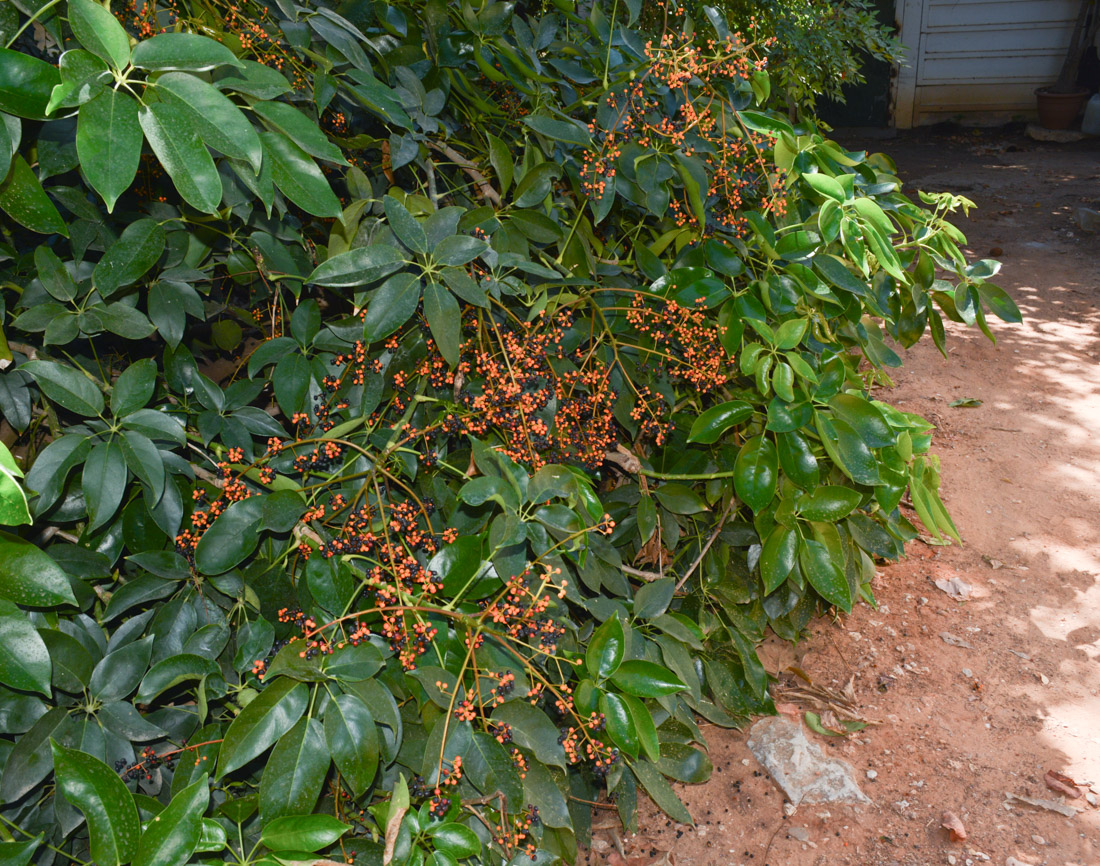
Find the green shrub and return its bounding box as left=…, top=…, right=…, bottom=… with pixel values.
left=0, top=1, right=1015, bottom=864
left=672, top=0, right=904, bottom=116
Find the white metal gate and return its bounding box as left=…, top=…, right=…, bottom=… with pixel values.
left=894, top=0, right=1085, bottom=127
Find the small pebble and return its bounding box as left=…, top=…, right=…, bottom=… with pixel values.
left=947, top=856, right=956, bottom=865
left=866, top=770, right=878, bottom=780
left=788, top=827, right=810, bottom=842
left=962, top=668, right=972, bottom=678
left=1086, top=791, right=1098, bottom=806
left=1031, top=834, right=1045, bottom=845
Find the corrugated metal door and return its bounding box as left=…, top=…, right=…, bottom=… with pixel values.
left=894, top=0, right=1084, bottom=126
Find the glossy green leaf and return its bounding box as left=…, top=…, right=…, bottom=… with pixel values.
left=273, top=353, right=311, bottom=418
left=523, top=114, right=592, bottom=146
left=324, top=693, right=378, bottom=797
left=0, top=600, right=52, bottom=696
left=383, top=194, right=427, bottom=254
left=492, top=700, right=566, bottom=769
left=0, top=530, right=78, bottom=607
left=423, top=281, right=461, bottom=367
left=259, top=717, right=329, bottom=822
left=69, top=0, right=131, bottom=71
left=429, top=823, right=480, bottom=859
left=427, top=535, right=482, bottom=598
left=0, top=48, right=61, bottom=120
left=799, top=537, right=851, bottom=611
left=260, top=814, right=350, bottom=853
left=136, top=653, right=218, bottom=703
left=653, top=483, right=708, bottom=515
left=155, top=73, right=261, bottom=173
left=817, top=414, right=881, bottom=486
left=797, top=486, right=862, bottom=522
left=629, top=759, right=692, bottom=825
left=110, top=358, right=157, bottom=418
left=82, top=438, right=127, bottom=531
left=609, top=660, right=685, bottom=697
left=76, top=88, right=141, bottom=212
left=261, top=130, right=340, bottom=217
left=363, top=272, right=420, bottom=341
left=760, top=525, right=797, bottom=594
left=95, top=219, right=166, bottom=298
left=977, top=281, right=1021, bottom=324
left=0, top=156, right=67, bottom=235
left=585, top=613, right=624, bottom=680
left=89, top=635, right=153, bottom=702
left=194, top=496, right=266, bottom=575
left=253, top=101, right=345, bottom=165
left=599, top=691, right=638, bottom=757
left=0, top=836, right=41, bottom=866
left=734, top=435, right=778, bottom=513
left=306, top=243, right=403, bottom=287
left=34, top=245, right=78, bottom=302
left=656, top=743, right=712, bottom=783
left=828, top=393, right=894, bottom=448
left=218, top=678, right=308, bottom=777
left=139, top=100, right=222, bottom=214
left=134, top=773, right=208, bottom=866
left=51, top=740, right=141, bottom=866
left=686, top=400, right=753, bottom=444
left=131, top=33, right=244, bottom=72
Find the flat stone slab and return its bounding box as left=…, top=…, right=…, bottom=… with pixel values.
left=746, top=716, right=872, bottom=806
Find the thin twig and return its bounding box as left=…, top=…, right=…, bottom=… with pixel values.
left=622, top=564, right=666, bottom=582
left=427, top=141, right=501, bottom=206
left=674, top=497, right=737, bottom=592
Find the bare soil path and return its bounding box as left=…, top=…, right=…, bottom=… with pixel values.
left=590, top=126, right=1100, bottom=866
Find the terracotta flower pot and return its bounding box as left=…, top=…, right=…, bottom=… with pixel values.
left=1035, top=86, right=1090, bottom=129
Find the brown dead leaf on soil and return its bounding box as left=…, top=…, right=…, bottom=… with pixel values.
left=774, top=670, right=881, bottom=725
left=941, top=810, right=967, bottom=841
left=933, top=576, right=972, bottom=601
left=1044, top=770, right=1084, bottom=799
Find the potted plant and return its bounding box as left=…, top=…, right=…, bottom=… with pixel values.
left=1036, top=0, right=1099, bottom=128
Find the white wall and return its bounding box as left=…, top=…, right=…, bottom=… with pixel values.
left=894, top=0, right=1085, bottom=127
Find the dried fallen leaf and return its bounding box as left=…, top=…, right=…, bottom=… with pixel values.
left=941, top=810, right=967, bottom=841
left=933, top=576, right=972, bottom=601
left=940, top=632, right=973, bottom=649
left=818, top=709, right=847, bottom=735
left=1045, top=770, right=1084, bottom=799
left=774, top=701, right=802, bottom=717
left=1005, top=792, right=1079, bottom=817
